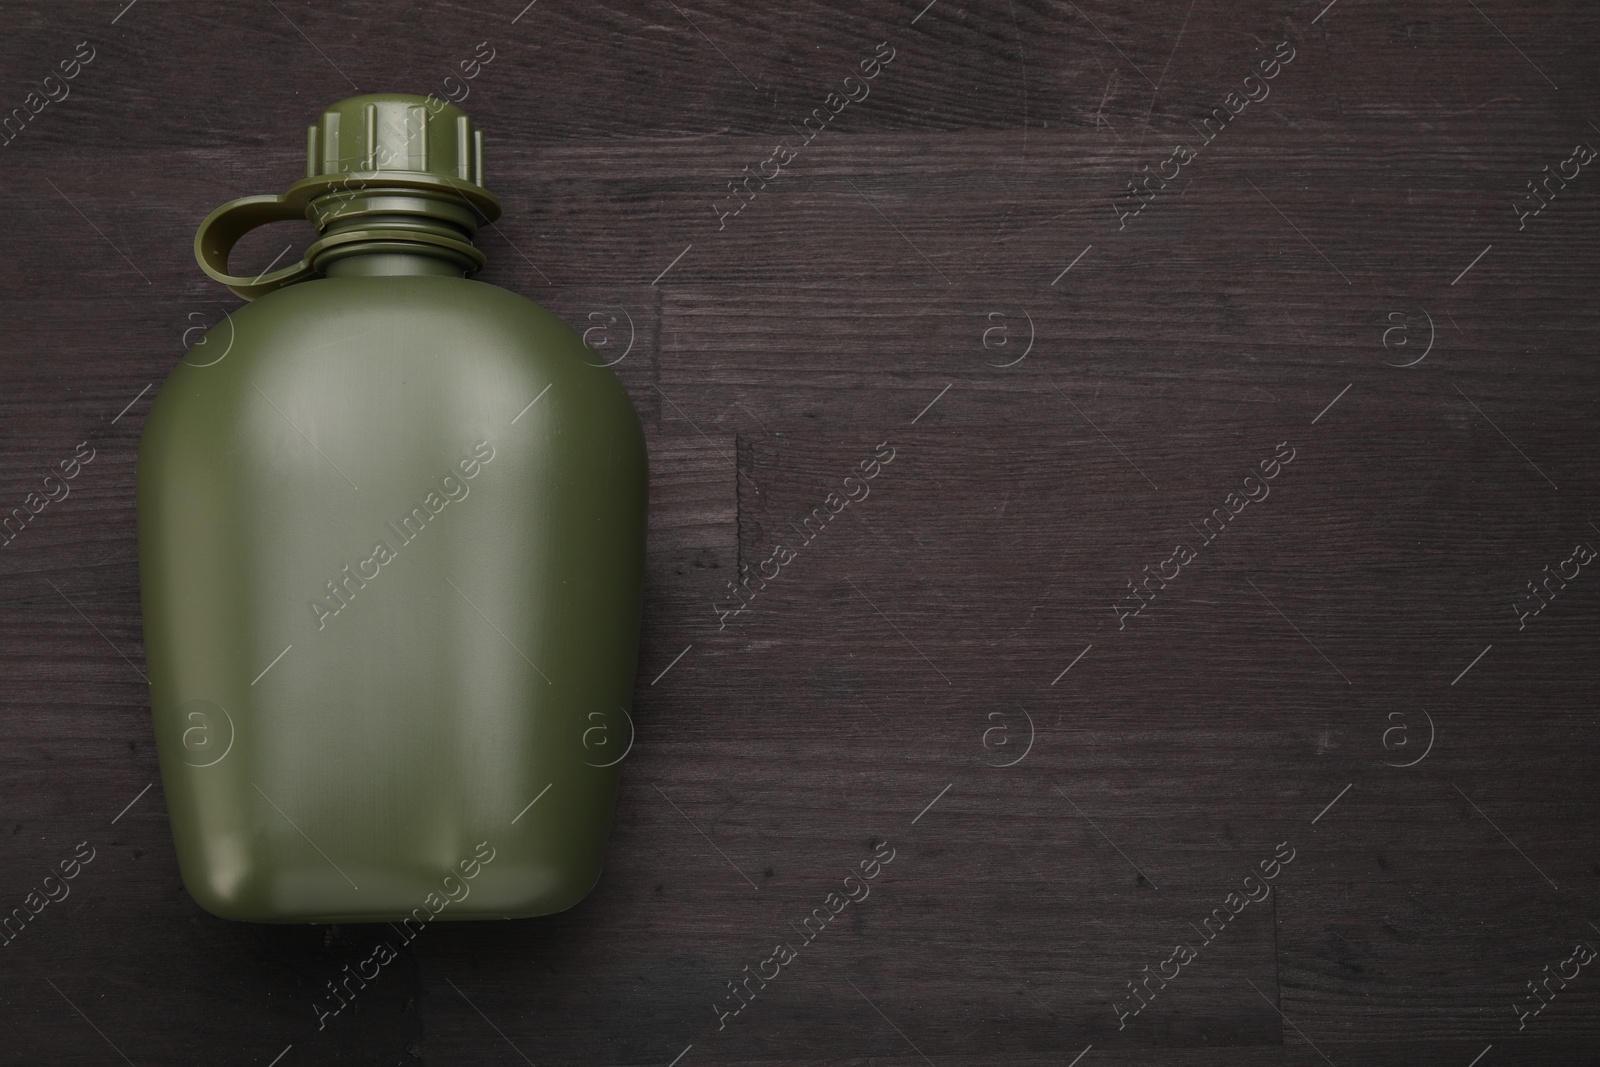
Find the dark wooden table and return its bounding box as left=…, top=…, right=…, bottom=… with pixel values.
left=3, top=1, right=1598, bottom=1063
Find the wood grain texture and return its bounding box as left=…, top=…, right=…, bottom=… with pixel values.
left=3, top=0, right=1599, bottom=1064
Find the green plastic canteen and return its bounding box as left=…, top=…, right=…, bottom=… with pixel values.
left=137, top=93, right=647, bottom=923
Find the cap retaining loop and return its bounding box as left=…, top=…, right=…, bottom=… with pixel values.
left=193, top=94, right=501, bottom=301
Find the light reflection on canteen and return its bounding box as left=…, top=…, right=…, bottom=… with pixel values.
left=981, top=310, right=1033, bottom=367
left=581, top=307, right=634, bottom=367
left=309, top=441, right=497, bottom=632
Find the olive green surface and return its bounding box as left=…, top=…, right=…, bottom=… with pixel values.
left=138, top=93, right=647, bottom=924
